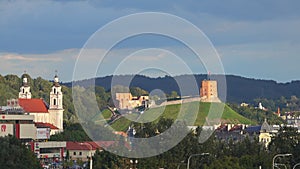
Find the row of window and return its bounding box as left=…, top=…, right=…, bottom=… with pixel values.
left=73, top=151, right=83, bottom=156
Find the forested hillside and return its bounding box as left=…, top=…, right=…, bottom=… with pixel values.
left=67, top=74, right=300, bottom=103
left=2, top=73, right=300, bottom=123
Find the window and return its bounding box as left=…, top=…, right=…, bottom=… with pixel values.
left=54, top=88, right=56, bottom=94
left=79, top=152, right=82, bottom=156
left=73, top=152, right=76, bottom=156
left=23, top=88, right=25, bottom=93
left=53, top=99, right=57, bottom=106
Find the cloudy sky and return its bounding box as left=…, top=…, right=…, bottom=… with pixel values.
left=0, top=0, right=299, bottom=82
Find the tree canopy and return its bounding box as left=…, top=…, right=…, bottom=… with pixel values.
left=0, top=135, right=42, bottom=169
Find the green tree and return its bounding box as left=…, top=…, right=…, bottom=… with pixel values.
left=50, top=123, right=91, bottom=141
left=270, top=126, right=300, bottom=154
left=130, top=87, right=148, bottom=97
left=0, top=135, right=42, bottom=169
left=169, top=91, right=179, bottom=99
left=93, top=149, right=123, bottom=169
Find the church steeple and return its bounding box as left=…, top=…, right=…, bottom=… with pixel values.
left=48, top=71, right=64, bottom=131
left=49, top=72, right=63, bottom=110
left=53, top=70, right=60, bottom=87
left=19, top=72, right=32, bottom=99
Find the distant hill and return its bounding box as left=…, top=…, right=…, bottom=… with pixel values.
left=109, top=102, right=254, bottom=131
left=67, top=74, right=300, bottom=103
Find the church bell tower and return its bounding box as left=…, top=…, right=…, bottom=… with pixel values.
left=48, top=72, right=64, bottom=131
left=19, top=74, right=32, bottom=99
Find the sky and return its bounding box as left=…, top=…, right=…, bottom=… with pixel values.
left=0, top=0, right=300, bottom=82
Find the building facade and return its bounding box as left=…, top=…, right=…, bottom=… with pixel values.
left=0, top=109, right=37, bottom=140
left=13, top=73, right=64, bottom=133
left=200, top=80, right=221, bottom=102
left=115, top=93, right=149, bottom=110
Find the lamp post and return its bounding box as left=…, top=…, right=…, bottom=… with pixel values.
left=272, top=154, right=292, bottom=169
left=293, top=163, right=300, bottom=169
left=80, top=143, right=93, bottom=169
left=187, top=153, right=209, bottom=169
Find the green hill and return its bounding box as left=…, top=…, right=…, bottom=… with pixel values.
left=110, top=101, right=254, bottom=131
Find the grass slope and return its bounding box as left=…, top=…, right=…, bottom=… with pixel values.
left=110, top=101, right=254, bottom=131
left=93, top=109, right=113, bottom=125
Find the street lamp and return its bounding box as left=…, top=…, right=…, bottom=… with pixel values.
left=80, top=143, right=93, bottom=169
left=187, top=153, right=210, bottom=169
left=293, top=163, right=300, bottom=169
left=272, top=154, right=292, bottom=169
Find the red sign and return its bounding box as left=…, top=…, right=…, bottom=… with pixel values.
left=1, top=125, right=6, bottom=132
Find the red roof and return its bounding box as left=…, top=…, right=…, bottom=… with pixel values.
left=19, top=99, right=48, bottom=113
left=35, top=122, right=59, bottom=130
left=94, top=141, right=131, bottom=150
left=93, top=141, right=116, bottom=149
left=66, top=141, right=131, bottom=151
left=66, top=142, right=101, bottom=151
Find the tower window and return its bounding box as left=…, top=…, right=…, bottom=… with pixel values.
left=23, top=88, right=25, bottom=93
left=54, top=88, right=56, bottom=94
left=54, top=99, right=57, bottom=106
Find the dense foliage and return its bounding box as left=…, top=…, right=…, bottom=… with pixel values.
left=50, top=123, right=92, bottom=141
left=91, top=119, right=300, bottom=169
left=228, top=96, right=300, bottom=124
left=253, top=96, right=300, bottom=112
left=0, top=135, right=42, bottom=169
left=228, top=103, right=284, bottom=124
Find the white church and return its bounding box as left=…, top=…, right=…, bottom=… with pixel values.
left=8, top=73, right=64, bottom=135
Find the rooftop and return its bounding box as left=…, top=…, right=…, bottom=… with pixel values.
left=19, top=98, right=48, bottom=113
left=35, top=122, right=59, bottom=130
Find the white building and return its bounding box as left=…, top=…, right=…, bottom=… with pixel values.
left=0, top=111, right=37, bottom=140
left=9, top=73, right=64, bottom=134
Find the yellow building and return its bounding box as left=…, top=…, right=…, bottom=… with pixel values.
left=200, top=80, right=221, bottom=102
left=259, top=119, right=272, bottom=148
left=115, top=93, right=149, bottom=110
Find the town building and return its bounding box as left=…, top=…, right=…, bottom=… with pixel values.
left=215, top=124, right=247, bottom=142
left=8, top=73, right=64, bottom=134
left=0, top=103, right=55, bottom=141
left=256, top=102, right=267, bottom=111
left=66, top=142, right=99, bottom=161
left=240, top=102, right=249, bottom=107
left=30, top=141, right=66, bottom=167
left=115, top=93, right=149, bottom=110
left=284, top=111, right=300, bottom=126
left=0, top=105, right=37, bottom=141
left=200, top=80, right=221, bottom=102
left=258, top=119, right=272, bottom=148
